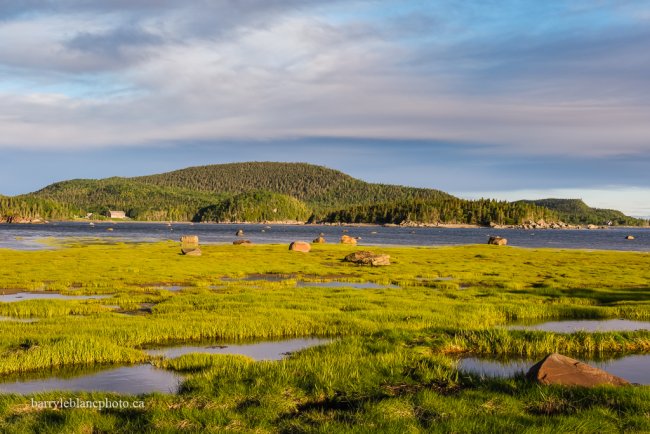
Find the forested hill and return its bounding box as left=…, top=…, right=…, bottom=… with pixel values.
left=28, top=178, right=222, bottom=222
left=0, top=195, right=79, bottom=222
left=516, top=199, right=644, bottom=226
left=132, top=162, right=453, bottom=212
left=1, top=162, right=645, bottom=226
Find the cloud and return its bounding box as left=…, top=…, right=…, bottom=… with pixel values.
left=0, top=0, right=648, bottom=162
left=64, top=26, right=164, bottom=64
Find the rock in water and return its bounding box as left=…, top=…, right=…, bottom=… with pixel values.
left=626, top=235, right=635, bottom=240
left=312, top=236, right=326, bottom=243
left=527, top=353, right=629, bottom=387
left=340, top=235, right=357, bottom=245
left=233, top=239, right=252, bottom=245
left=236, top=229, right=244, bottom=236
left=289, top=241, right=311, bottom=252
left=344, top=251, right=390, bottom=266
left=487, top=236, right=507, bottom=246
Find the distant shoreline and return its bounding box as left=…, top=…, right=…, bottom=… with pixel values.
left=1, top=219, right=647, bottom=230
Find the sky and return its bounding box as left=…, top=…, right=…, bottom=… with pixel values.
left=0, top=1, right=648, bottom=217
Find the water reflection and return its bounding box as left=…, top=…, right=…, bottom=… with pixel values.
left=0, top=364, right=182, bottom=394
left=145, top=337, right=330, bottom=360
left=508, top=319, right=650, bottom=333
left=0, top=292, right=111, bottom=303
left=458, top=354, right=650, bottom=384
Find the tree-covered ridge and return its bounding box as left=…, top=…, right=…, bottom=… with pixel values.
left=133, top=162, right=454, bottom=211
left=195, top=191, right=311, bottom=223
left=323, top=198, right=559, bottom=226
left=30, top=178, right=223, bottom=221
left=2, top=163, right=645, bottom=226
left=0, top=195, right=78, bottom=222
left=516, top=199, right=646, bottom=226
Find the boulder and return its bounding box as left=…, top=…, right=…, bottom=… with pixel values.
left=180, top=235, right=199, bottom=245
left=626, top=235, right=635, bottom=240
left=233, top=239, right=252, bottom=245
left=340, top=235, right=357, bottom=245
left=344, top=251, right=390, bottom=266
left=527, top=353, right=629, bottom=387
left=180, top=235, right=201, bottom=256
left=236, top=229, right=244, bottom=236
left=182, top=248, right=202, bottom=256
left=487, top=236, right=507, bottom=246
left=312, top=236, right=326, bottom=244
left=289, top=241, right=311, bottom=252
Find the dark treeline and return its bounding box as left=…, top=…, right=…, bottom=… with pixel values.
left=322, top=198, right=558, bottom=225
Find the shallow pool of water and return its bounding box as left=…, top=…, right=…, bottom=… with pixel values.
left=153, top=286, right=184, bottom=291
left=509, top=319, right=650, bottom=333
left=222, top=274, right=294, bottom=283
left=0, top=292, right=111, bottom=303
left=145, top=337, right=330, bottom=360
left=458, top=354, right=650, bottom=385
left=0, top=364, right=182, bottom=394
left=296, top=281, right=399, bottom=289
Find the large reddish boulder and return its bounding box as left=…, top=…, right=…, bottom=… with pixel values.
left=289, top=241, right=311, bottom=252
left=340, top=235, right=357, bottom=245
left=527, top=353, right=630, bottom=387
left=233, top=239, right=252, bottom=245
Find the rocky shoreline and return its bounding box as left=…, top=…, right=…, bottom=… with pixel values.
left=323, top=219, right=613, bottom=230
left=0, top=217, right=643, bottom=230
left=0, top=216, right=49, bottom=224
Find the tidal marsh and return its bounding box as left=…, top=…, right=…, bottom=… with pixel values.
left=0, top=241, right=648, bottom=432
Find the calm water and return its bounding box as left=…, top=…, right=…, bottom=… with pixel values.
left=458, top=355, right=650, bottom=384
left=151, top=285, right=184, bottom=292
left=0, top=364, right=182, bottom=394
left=145, top=337, right=330, bottom=360
left=509, top=319, right=650, bottom=333
left=297, top=281, right=399, bottom=289
left=0, top=292, right=111, bottom=303
left=1, top=222, right=649, bottom=251
left=0, top=338, right=330, bottom=394
left=221, top=275, right=398, bottom=289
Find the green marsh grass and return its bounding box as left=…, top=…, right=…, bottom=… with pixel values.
left=0, top=242, right=649, bottom=432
